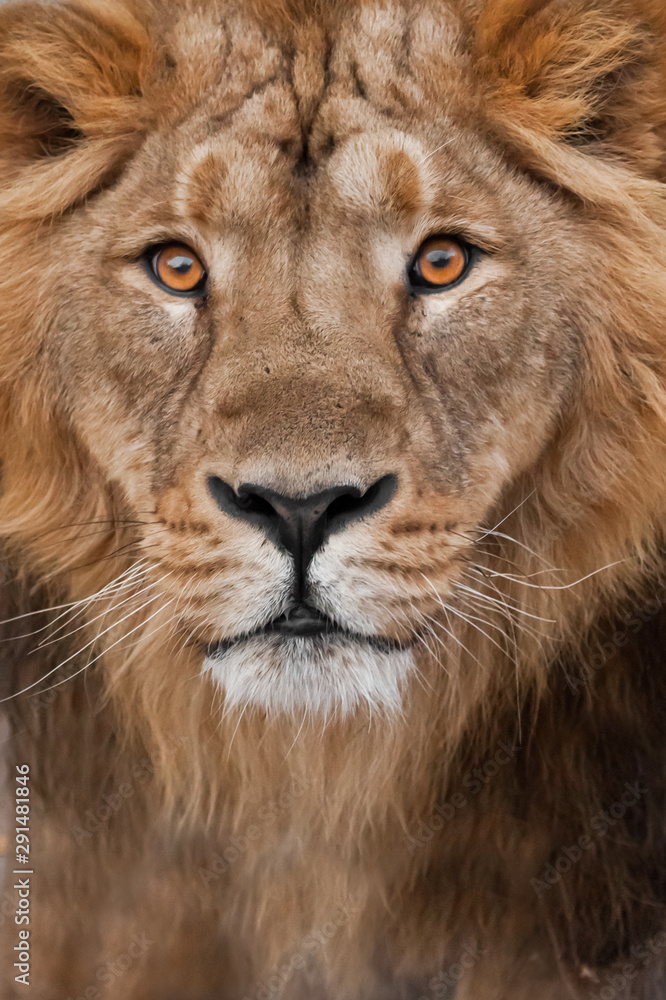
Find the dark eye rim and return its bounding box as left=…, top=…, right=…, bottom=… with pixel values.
left=407, top=235, right=477, bottom=295
left=142, top=243, right=209, bottom=299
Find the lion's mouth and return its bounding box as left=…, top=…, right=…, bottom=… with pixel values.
left=207, top=604, right=412, bottom=655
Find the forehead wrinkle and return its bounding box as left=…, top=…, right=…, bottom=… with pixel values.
left=165, top=2, right=485, bottom=238
left=163, top=7, right=287, bottom=114
left=218, top=81, right=301, bottom=148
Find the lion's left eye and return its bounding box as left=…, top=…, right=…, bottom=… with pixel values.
left=145, top=243, right=208, bottom=297
left=408, top=235, right=471, bottom=292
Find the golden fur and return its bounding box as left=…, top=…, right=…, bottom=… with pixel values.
left=2, top=0, right=666, bottom=997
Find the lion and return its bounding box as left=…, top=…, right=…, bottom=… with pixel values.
left=1, top=0, right=666, bottom=996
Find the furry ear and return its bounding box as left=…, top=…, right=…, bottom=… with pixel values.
left=0, top=0, right=153, bottom=218
left=476, top=0, right=666, bottom=195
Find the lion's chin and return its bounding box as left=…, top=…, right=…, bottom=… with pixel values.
left=203, top=634, right=414, bottom=717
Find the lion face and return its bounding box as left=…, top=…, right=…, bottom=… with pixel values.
left=27, top=4, right=593, bottom=716
left=6, top=0, right=664, bottom=722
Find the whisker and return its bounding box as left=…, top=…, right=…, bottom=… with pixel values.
left=455, top=589, right=546, bottom=645
left=478, top=560, right=624, bottom=590
left=455, top=578, right=556, bottom=624
left=32, top=599, right=176, bottom=697
left=26, top=517, right=155, bottom=546
left=29, top=563, right=150, bottom=640
left=418, top=572, right=515, bottom=668
left=375, top=598, right=442, bottom=688
left=418, top=137, right=455, bottom=164
left=34, top=570, right=171, bottom=651
left=105, top=606, right=182, bottom=655
left=0, top=561, right=149, bottom=638
left=474, top=529, right=558, bottom=567
left=474, top=490, right=537, bottom=543
left=224, top=702, right=250, bottom=759
left=0, top=590, right=166, bottom=703
left=284, top=709, right=309, bottom=759
left=457, top=569, right=554, bottom=645
left=439, top=603, right=512, bottom=658
left=465, top=547, right=545, bottom=576
left=57, top=535, right=170, bottom=576
left=412, top=603, right=486, bottom=674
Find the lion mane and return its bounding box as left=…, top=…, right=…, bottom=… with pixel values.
left=2, top=1, right=666, bottom=998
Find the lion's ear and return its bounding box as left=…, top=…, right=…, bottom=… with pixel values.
left=0, top=0, right=152, bottom=217
left=476, top=0, right=666, bottom=189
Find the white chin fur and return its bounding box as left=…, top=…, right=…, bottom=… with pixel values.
left=203, top=635, right=414, bottom=718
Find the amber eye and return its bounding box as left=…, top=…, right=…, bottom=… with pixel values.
left=147, top=243, right=207, bottom=296
left=409, top=236, right=470, bottom=292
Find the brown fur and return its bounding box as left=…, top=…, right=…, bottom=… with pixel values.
left=2, top=0, right=666, bottom=997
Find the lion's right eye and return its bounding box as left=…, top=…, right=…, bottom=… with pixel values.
left=145, top=243, right=208, bottom=297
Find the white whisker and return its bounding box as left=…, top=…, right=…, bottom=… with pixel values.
left=476, top=529, right=557, bottom=567
left=0, top=589, right=165, bottom=703
left=33, top=600, right=176, bottom=697
left=474, top=490, right=537, bottom=543
left=34, top=570, right=170, bottom=650
left=1, top=560, right=149, bottom=640
left=478, top=560, right=624, bottom=590
left=455, top=579, right=556, bottom=624
left=418, top=137, right=455, bottom=163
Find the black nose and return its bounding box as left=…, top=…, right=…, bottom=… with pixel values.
left=207, top=474, right=397, bottom=579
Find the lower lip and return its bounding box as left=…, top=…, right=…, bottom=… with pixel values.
left=207, top=628, right=412, bottom=657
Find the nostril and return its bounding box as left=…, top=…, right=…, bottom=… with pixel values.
left=208, top=476, right=238, bottom=516
left=325, top=491, right=363, bottom=521
left=323, top=474, right=398, bottom=539
left=207, top=476, right=279, bottom=528
left=235, top=487, right=279, bottom=519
